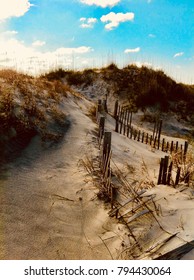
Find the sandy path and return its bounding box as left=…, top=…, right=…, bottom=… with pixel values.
left=0, top=99, right=123, bottom=260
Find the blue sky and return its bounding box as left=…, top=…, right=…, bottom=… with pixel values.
left=0, top=0, right=193, bottom=84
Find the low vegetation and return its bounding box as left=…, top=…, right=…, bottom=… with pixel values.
left=43, top=64, right=194, bottom=123
left=0, top=69, right=70, bottom=162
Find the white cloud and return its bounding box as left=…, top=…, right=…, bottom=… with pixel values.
left=80, top=0, right=120, bottom=8
left=124, top=47, right=140, bottom=53
left=101, top=12, right=134, bottom=30
left=173, top=52, right=184, bottom=58
left=0, top=32, right=93, bottom=74
left=2, top=30, right=18, bottom=36
left=32, top=40, right=46, bottom=47
left=54, top=46, right=93, bottom=55
left=80, top=17, right=86, bottom=22
left=80, top=17, right=97, bottom=28
left=0, top=0, right=32, bottom=20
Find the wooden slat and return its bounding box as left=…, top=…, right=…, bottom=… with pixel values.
left=127, top=209, right=150, bottom=224
left=154, top=239, right=194, bottom=260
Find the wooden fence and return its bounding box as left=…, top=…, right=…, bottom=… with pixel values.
left=96, top=99, right=159, bottom=256
left=157, top=155, right=191, bottom=186
left=113, top=100, right=189, bottom=157
left=95, top=98, right=193, bottom=259
left=96, top=100, right=193, bottom=259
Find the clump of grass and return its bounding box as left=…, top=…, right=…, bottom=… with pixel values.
left=170, top=148, right=194, bottom=186
left=86, top=104, right=97, bottom=121
left=0, top=69, right=70, bottom=162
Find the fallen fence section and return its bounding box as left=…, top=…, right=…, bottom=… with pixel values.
left=153, top=239, right=194, bottom=260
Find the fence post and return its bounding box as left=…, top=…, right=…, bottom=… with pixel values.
left=134, top=129, right=137, bottom=140
left=153, top=120, right=156, bottom=139
left=158, top=158, right=164, bottom=185
left=96, top=99, right=102, bottom=121
left=183, top=141, right=189, bottom=161
left=170, top=141, right=174, bottom=153
left=175, top=167, right=181, bottom=186
left=99, top=116, right=105, bottom=140
left=119, top=110, right=124, bottom=134
left=126, top=109, right=130, bottom=126
left=103, top=132, right=112, bottom=167
left=162, top=138, right=165, bottom=152
left=166, top=142, right=169, bottom=152
left=123, top=110, right=127, bottom=135
left=175, top=141, right=179, bottom=153
left=113, top=100, right=118, bottom=119
left=157, top=120, right=162, bottom=150
left=129, top=111, right=133, bottom=128
left=118, top=105, right=121, bottom=120
left=167, top=161, right=173, bottom=185
left=150, top=135, right=153, bottom=146
left=102, top=99, right=108, bottom=113
left=146, top=133, right=149, bottom=144
left=127, top=125, right=130, bottom=137
left=162, top=156, right=169, bottom=185
left=130, top=126, right=133, bottom=139
left=142, top=132, right=144, bottom=143
left=154, top=136, right=157, bottom=148
left=137, top=130, right=140, bottom=141
left=115, top=116, right=119, bottom=132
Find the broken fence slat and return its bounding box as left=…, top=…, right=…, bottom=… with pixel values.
left=127, top=209, right=150, bottom=224
left=154, top=239, right=194, bottom=260
left=118, top=196, right=155, bottom=219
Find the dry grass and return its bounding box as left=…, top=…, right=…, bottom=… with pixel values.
left=170, top=148, right=194, bottom=186
left=0, top=69, right=72, bottom=162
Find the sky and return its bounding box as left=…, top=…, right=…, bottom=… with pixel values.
left=0, top=0, right=193, bottom=84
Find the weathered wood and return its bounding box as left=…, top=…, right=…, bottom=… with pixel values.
left=154, top=239, right=194, bottom=260
left=170, top=141, right=174, bottom=153
left=137, top=130, right=141, bottom=141
left=153, top=120, right=156, bottom=139
left=162, top=156, right=169, bottom=185
left=153, top=136, right=157, bottom=148
left=150, top=135, right=153, bottom=145
left=127, top=209, right=150, bottom=224
left=127, top=125, right=130, bottom=137
left=113, top=100, right=119, bottom=118
left=126, top=110, right=130, bottom=126
left=102, top=99, right=108, bottom=113
left=119, top=111, right=124, bottom=134
left=175, top=141, right=179, bottom=153
left=158, top=120, right=162, bottom=141
left=123, top=110, right=127, bottom=135
left=167, top=162, right=173, bottom=185
left=129, top=111, right=133, bottom=128
left=118, top=105, right=121, bottom=120
left=184, top=141, right=189, bottom=161
left=158, top=158, right=164, bottom=185
left=146, top=133, right=149, bottom=144
left=162, top=138, right=165, bottom=152
left=103, top=132, right=112, bottom=161
left=142, top=132, right=144, bottom=143
left=175, top=167, right=181, bottom=186
left=115, top=116, right=119, bottom=132
left=99, top=116, right=105, bottom=138
left=134, top=129, right=137, bottom=140
left=166, top=141, right=169, bottom=152
left=130, top=126, right=133, bottom=139
left=118, top=196, right=154, bottom=219
left=96, top=100, right=102, bottom=120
